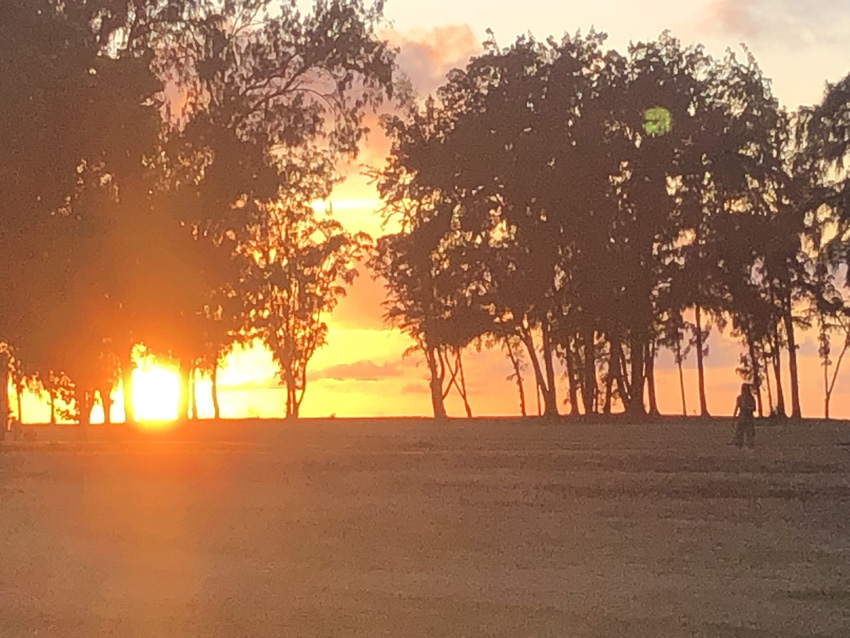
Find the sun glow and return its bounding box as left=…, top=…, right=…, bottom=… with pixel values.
left=132, top=364, right=181, bottom=423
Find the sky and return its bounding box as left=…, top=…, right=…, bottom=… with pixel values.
left=16, top=0, right=850, bottom=423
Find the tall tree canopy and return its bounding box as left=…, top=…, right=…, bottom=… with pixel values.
left=0, top=0, right=395, bottom=430
left=374, top=31, right=813, bottom=420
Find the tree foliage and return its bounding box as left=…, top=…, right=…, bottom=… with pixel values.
left=374, top=30, right=834, bottom=420
left=0, top=0, right=395, bottom=429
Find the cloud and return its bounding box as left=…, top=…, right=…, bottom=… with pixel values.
left=387, top=24, right=483, bottom=97
left=325, top=26, right=483, bottom=236
left=701, top=0, right=848, bottom=45
left=704, top=0, right=756, bottom=37
left=313, top=359, right=402, bottom=382
left=401, top=382, right=428, bottom=395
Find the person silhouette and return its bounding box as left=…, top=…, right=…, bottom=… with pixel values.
left=730, top=383, right=756, bottom=449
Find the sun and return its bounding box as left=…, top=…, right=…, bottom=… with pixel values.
left=132, top=363, right=181, bottom=423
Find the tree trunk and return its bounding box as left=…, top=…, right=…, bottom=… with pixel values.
left=674, top=334, right=687, bottom=416
left=536, top=382, right=542, bottom=417
left=190, top=368, right=199, bottom=420
left=646, top=340, right=659, bottom=416
left=16, top=380, right=24, bottom=424
left=122, top=354, right=135, bottom=424
left=563, top=340, right=579, bottom=416
left=505, top=341, right=527, bottom=418
left=282, top=363, right=298, bottom=419
left=627, top=334, right=646, bottom=416
left=603, top=345, right=614, bottom=415
left=612, top=339, right=630, bottom=410
left=49, top=388, right=56, bottom=425
left=825, top=384, right=830, bottom=420
left=290, top=384, right=300, bottom=419
left=764, top=355, right=774, bottom=415
left=443, top=348, right=472, bottom=418
left=211, top=364, right=220, bottom=420
left=540, top=320, right=559, bottom=418
left=0, top=352, right=9, bottom=438
left=783, top=301, right=802, bottom=420
left=694, top=305, right=710, bottom=417
left=748, top=337, right=764, bottom=418
left=287, top=385, right=295, bottom=419
left=78, top=391, right=92, bottom=427
left=426, top=347, right=447, bottom=420
left=582, top=329, right=597, bottom=415
left=521, top=329, right=556, bottom=418
left=456, top=350, right=472, bottom=419
left=177, top=359, right=190, bottom=420
left=823, top=332, right=850, bottom=421
left=771, top=329, right=786, bottom=418
left=603, top=375, right=613, bottom=414
left=100, top=386, right=112, bottom=425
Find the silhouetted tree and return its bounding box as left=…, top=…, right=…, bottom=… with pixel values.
left=798, top=71, right=850, bottom=418
left=155, top=0, right=395, bottom=418
left=0, top=0, right=395, bottom=427
left=244, top=204, right=370, bottom=418
left=812, top=271, right=850, bottom=420
left=371, top=227, right=451, bottom=420
left=376, top=31, right=808, bottom=421
left=0, top=0, right=177, bottom=426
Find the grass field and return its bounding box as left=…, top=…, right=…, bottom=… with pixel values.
left=1, top=418, right=849, bottom=637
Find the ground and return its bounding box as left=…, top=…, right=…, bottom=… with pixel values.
left=1, top=418, right=849, bottom=637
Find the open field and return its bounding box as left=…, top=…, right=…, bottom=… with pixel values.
left=1, top=418, right=849, bottom=637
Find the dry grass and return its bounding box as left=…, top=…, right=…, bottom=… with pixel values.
left=1, top=418, right=849, bottom=637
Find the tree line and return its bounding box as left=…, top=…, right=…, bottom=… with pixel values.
left=1, top=4, right=849, bottom=429
left=371, top=32, right=850, bottom=421
left=0, top=0, right=395, bottom=433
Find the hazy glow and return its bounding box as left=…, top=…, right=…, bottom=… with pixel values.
left=312, top=198, right=382, bottom=214
left=132, top=364, right=180, bottom=423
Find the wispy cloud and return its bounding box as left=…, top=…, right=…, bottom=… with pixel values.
left=313, top=360, right=403, bottom=382
left=329, top=26, right=484, bottom=235
left=702, top=0, right=848, bottom=45
left=401, top=382, right=428, bottom=395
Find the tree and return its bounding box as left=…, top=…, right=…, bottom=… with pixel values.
left=799, top=71, right=850, bottom=272
left=501, top=336, right=529, bottom=417
left=0, top=346, right=9, bottom=438
left=798, top=71, right=850, bottom=419
left=374, top=34, right=617, bottom=419
left=371, top=227, right=452, bottom=420
left=814, top=282, right=850, bottom=420
left=0, top=0, right=177, bottom=427
left=659, top=308, right=691, bottom=416
left=245, top=204, right=369, bottom=418
left=1, top=0, right=395, bottom=427
left=153, top=0, right=396, bottom=418
left=375, top=31, right=800, bottom=421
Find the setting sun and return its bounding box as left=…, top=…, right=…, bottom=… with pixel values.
left=132, top=364, right=181, bottom=423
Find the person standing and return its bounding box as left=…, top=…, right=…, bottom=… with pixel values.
left=731, top=383, right=757, bottom=448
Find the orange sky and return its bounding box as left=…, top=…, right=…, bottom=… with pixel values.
left=12, top=1, right=850, bottom=422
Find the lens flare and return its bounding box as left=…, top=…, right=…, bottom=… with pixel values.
left=643, top=106, right=672, bottom=136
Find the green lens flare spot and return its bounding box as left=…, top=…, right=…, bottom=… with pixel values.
left=643, top=106, right=672, bottom=136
